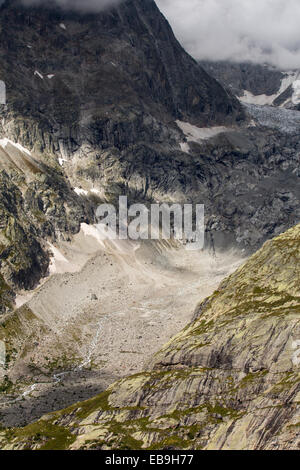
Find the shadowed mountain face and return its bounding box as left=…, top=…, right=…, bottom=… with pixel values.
left=0, top=0, right=299, bottom=298
left=200, top=61, right=285, bottom=98
left=1, top=224, right=299, bottom=450
left=0, top=0, right=243, bottom=140
left=200, top=61, right=300, bottom=110
left=0, top=0, right=245, bottom=294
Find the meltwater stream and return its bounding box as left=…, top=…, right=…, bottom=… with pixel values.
left=0, top=242, right=245, bottom=428
left=0, top=319, right=104, bottom=408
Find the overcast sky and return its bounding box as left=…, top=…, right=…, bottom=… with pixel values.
left=156, top=0, right=300, bottom=70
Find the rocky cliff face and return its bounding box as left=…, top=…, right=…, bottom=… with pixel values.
left=201, top=61, right=300, bottom=110
left=0, top=0, right=245, bottom=294
left=1, top=224, right=299, bottom=450
left=0, top=139, right=92, bottom=292
left=0, top=0, right=300, bottom=298
left=200, top=61, right=285, bottom=98
left=0, top=0, right=243, bottom=143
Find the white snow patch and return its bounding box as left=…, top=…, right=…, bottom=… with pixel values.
left=81, top=223, right=140, bottom=254
left=48, top=243, right=70, bottom=275
left=81, top=223, right=106, bottom=249
left=15, top=143, right=32, bottom=156
left=34, top=70, right=44, bottom=80
left=91, top=188, right=101, bottom=195
left=247, top=119, right=257, bottom=128
left=0, top=340, right=5, bottom=368
left=59, top=23, right=67, bottom=30
left=292, top=80, right=300, bottom=105
left=0, top=137, right=12, bottom=148
left=58, top=157, right=67, bottom=166
left=176, top=120, right=227, bottom=142
left=0, top=138, right=32, bottom=156
left=240, top=71, right=300, bottom=107
left=74, top=187, right=88, bottom=197
left=279, top=72, right=299, bottom=94
left=240, top=91, right=277, bottom=106
left=74, top=187, right=102, bottom=197
left=179, top=142, right=190, bottom=154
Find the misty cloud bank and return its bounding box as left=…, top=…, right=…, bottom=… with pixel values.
left=156, top=0, right=300, bottom=70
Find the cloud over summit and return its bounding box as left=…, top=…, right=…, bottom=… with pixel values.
left=156, top=0, right=300, bottom=70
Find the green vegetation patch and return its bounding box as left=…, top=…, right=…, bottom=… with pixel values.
left=4, top=421, right=76, bottom=451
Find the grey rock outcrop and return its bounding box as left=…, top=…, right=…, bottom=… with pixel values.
left=200, top=61, right=285, bottom=98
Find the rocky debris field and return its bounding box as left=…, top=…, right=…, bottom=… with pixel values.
left=0, top=224, right=299, bottom=450
left=0, top=228, right=243, bottom=427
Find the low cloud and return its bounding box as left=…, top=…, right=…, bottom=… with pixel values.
left=156, top=0, right=300, bottom=70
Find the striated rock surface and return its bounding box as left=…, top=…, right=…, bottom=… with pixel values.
left=1, top=224, right=299, bottom=450
left=0, top=139, right=91, bottom=291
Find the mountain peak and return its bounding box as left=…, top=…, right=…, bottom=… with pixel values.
left=0, top=0, right=244, bottom=132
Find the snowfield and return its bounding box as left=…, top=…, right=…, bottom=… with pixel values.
left=240, top=90, right=278, bottom=106
left=240, top=70, right=300, bottom=107
left=176, top=120, right=228, bottom=143
left=292, top=80, right=300, bottom=105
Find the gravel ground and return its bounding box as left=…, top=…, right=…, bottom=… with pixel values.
left=0, top=228, right=244, bottom=427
